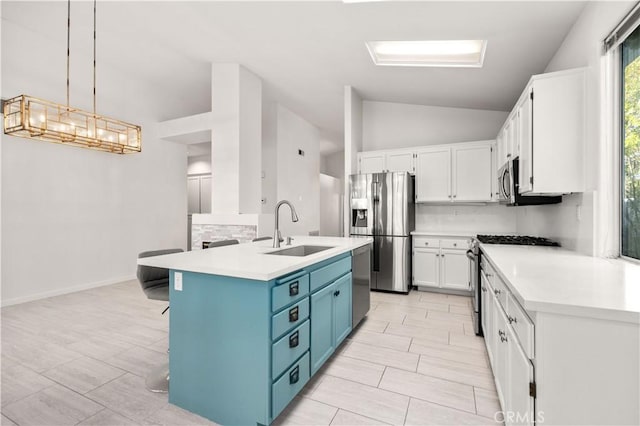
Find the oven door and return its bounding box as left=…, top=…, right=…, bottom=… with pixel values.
left=466, top=246, right=481, bottom=336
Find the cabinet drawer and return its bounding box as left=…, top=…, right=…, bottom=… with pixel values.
left=272, top=352, right=310, bottom=419
left=413, top=237, right=439, bottom=248
left=272, top=320, right=310, bottom=379
left=440, top=238, right=470, bottom=250
left=506, top=292, right=535, bottom=360
left=272, top=273, right=310, bottom=313
left=310, top=257, right=351, bottom=292
left=272, top=298, right=309, bottom=340
left=492, top=276, right=508, bottom=309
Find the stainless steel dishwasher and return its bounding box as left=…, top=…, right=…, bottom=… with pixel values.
left=352, top=243, right=371, bottom=327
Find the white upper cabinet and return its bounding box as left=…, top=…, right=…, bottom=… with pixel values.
left=357, top=150, right=415, bottom=174
left=358, top=152, right=386, bottom=174
left=386, top=151, right=415, bottom=173
left=502, top=68, right=585, bottom=195
left=453, top=144, right=493, bottom=202
left=415, top=147, right=451, bottom=202
left=415, top=140, right=494, bottom=204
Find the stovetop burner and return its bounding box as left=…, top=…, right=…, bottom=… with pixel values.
left=476, top=234, right=560, bottom=247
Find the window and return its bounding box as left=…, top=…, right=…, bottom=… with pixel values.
left=622, top=25, right=640, bottom=260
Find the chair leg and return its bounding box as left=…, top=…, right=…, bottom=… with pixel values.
left=145, top=362, right=169, bottom=393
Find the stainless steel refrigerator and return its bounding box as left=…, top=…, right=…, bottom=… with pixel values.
left=349, top=172, right=414, bottom=293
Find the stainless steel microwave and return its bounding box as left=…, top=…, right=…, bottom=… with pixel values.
left=498, top=157, right=561, bottom=206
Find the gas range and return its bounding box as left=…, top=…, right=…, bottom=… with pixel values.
left=476, top=234, right=560, bottom=247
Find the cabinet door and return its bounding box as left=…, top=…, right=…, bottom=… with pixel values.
left=518, top=89, right=533, bottom=194
left=510, top=114, right=520, bottom=160
left=310, top=282, right=335, bottom=374
left=506, top=326, right=535, bottom=426
left=494, top=301, right=510, bottom=411
left=484, top=279, right=496, bottom=364
left=386, top=151, right=415, bottom=174
left=200, top=176, right=212, bottom=214
left=187, top=177, right=201, bottom=213
left=333, top=273, right=352, bottom=347
left=413, top=248, right=439, bottom=287
left=452, top=145, right=492, bottom=202
left=496, top=131, right=506, bottom=170
left=359, top=153, right=386, bottom=174
left=440, top=249, right=469, bottom=290
left=415, top=148, right=451, bottom=203
left=503, top=121, right=512, bottom=162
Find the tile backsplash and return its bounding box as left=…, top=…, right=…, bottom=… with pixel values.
left=191, top=224, right=257, bottom=250
left=415, top=204, right=517, bottom=234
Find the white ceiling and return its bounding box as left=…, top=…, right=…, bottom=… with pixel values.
left=1, top=1, right=587, bottom=154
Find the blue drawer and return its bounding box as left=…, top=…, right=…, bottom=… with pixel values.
left=272, top=351, right=310, bottom=419
left=272, top=320, right=310, bottom=379
left=272, top=273, right=310, bottom=313
left=272, top=298, right=309, bottom=340
left=309, top=257, right=351, bottom=292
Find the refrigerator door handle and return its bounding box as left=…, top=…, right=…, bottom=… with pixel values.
left=373, top=237, right=380, bottom=272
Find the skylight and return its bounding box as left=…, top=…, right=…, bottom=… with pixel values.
left=366, top=40, right=487, bottom=68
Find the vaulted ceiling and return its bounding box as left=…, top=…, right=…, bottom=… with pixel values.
left=2, top=1, right=587, bottom=153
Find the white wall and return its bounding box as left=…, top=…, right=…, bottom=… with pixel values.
left=320, top=174, right=342, bottom=237
left=275, top=105, right=321, bottom=237
left=362, top=101, right=508, bottom=151
left=320, top=151, right=345, bottom=181
left=1, top=126, right=187, bottom=306
left=515, top=1, right=634, bottom=255
left=1, top=12, right=188, bottom=306
left=187, top=154, right=212, bottom=175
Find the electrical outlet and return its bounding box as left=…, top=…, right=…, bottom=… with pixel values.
left=174, top=272, right=183, bottom=291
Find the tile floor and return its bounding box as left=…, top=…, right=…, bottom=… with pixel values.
left=1, top=281, right=502, bottom=425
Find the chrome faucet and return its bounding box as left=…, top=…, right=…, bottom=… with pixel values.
left=273, top=200, right=299, bottom=248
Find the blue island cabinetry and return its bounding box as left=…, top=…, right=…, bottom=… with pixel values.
left=168, top=252, right=353, bottom=425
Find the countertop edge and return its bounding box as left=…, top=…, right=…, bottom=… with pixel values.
left=137, top=237, right=372, bottom=281
left=480, top=244, right=640, bottom=324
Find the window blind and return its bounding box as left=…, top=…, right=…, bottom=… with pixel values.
left=604, top=2, right=640, bottom=52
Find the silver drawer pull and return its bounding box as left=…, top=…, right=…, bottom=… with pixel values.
left=494, top=289, right=501, bottom=295
left=508, top=316, right=517, bottom=324
left=424, top=242, right=429, bottom=246
left=500, top=336, right=508, bottom=343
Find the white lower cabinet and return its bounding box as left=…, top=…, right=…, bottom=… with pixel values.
left=482, top=251, right=639, bottom=425
left=440, top=249, right=469, bottom=290
left=507, top=326, right=535, bottom=426
left=413, top=248, right=439, bottom=287
left=482, top=260, right=534, bottom=426
left=413, top=236, right=470, bottom=291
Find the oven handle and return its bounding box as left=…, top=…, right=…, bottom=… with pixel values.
left=466, top=250, right=476, bottom=261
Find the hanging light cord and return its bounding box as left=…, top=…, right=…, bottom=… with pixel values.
left=64, top=0, right=97, bottom=115
left=66, top=0, right=70, bottom=110
left=93, top=0, right=96, bottom=116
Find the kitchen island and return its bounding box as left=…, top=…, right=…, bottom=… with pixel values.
left=137, top=236, right=372, bottom=425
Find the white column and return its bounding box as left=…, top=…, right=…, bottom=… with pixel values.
left=344, top=86, right=363, bottom=236
left=210, top=64, right=262, bottom=214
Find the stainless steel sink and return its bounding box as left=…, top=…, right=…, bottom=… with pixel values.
left=265, top=245, right=335, bottom=257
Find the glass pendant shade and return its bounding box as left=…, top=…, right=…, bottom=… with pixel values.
left=3, top=95, right=141, bottom=154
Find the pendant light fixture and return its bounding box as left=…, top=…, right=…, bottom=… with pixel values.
left=3, top=0, right=141, bottom=154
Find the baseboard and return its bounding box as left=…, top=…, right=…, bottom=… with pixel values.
left=1, top=274, right=136, bottom=307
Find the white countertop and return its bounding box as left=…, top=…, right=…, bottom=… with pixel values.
left=411, top=231, right=474, bottom=238
left=480, top=244, right=640, bottom=323
left=137, top=236, right=372, bottom=281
